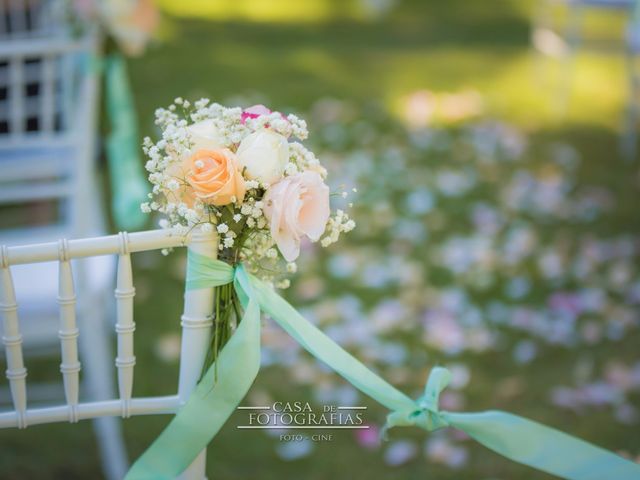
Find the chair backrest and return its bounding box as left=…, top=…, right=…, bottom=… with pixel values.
left=0, top=0, right=61, bottom=40
left=0, top=228, right=217, bottom=433
left=0, top=0, right=102, bottom=240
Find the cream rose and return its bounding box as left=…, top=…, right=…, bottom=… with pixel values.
left=263, top=171, right=330, bottom=262
left=236, top=130, right=289, bottom=184
left=184, top=149, right=245, bottom=206
left=186, top=119, right=224, bottom=152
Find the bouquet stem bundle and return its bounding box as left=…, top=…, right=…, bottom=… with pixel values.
left=201, top=282, right=242, bottom=380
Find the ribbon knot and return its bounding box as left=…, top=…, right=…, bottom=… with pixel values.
left=185, top=251, right=235, bottom=289
left=383, top=366, right=451, bottom=437
left=185, top=252, right=254, bottom=312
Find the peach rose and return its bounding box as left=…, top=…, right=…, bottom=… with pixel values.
left=263, top=171, right=330, bottom=262
left=183, top=149, right=245, bottom=206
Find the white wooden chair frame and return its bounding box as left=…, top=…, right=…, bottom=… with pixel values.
left=1, top=228, right=216, bottom=479
left=0, top=29, right=103, bottom=241
left=533, top=0, right=635, bottom=106
left=0, top=3, right=135, bottom=478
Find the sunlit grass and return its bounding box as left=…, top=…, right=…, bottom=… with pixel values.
left=156, top=0, right=364, bottom=22
left=145, top=0, right=631, bottom=132
left=139, top=29, right=627, bottom=132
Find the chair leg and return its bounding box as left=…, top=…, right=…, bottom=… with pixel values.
left=556, top=2, right=584, bottom=115
left=177, top=449, right=207, bottom=480
left=622, top=50, right=639, bottom=160
left=78, top=289, right=129, bottom=480
left=532, top=0, right=550, bottom=86
left=92, top=416, right=130, bottom=480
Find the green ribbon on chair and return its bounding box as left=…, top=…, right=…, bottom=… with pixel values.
left=125, top=252, right=640, bottom=479
left=104, top=54, right=149, bottom=231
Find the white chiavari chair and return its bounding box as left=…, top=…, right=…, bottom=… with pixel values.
left=0, top=1, right=132, bottom=478
left=532, top=0, right=636, bottom=114
left=0, top=228, right=216, bottom=479
left=533, top=0, right=640, bottom=158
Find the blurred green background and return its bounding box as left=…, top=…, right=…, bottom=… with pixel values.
left=1, top=0, right=640, bottom=478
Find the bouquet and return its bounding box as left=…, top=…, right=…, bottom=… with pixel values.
left=141, top=100, right=355, bottom=371
left=67, top=0, right=159, bottom=56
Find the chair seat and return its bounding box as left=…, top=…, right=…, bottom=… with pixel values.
left=1, top=134, right=112, bottom=351
left=0, top=143, right=74, bottom=184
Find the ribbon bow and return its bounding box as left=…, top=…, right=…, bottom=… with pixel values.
left=383, top=367, right=451, bottom=435
left=126, top=252, right=640, bottom=480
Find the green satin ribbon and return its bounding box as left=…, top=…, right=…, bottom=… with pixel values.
left=104, top=54, right=149, bottom=231
left=126, top=252, right=640, bottom=479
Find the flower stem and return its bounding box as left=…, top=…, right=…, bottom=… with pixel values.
left=199, top=281, right=242, bottom=383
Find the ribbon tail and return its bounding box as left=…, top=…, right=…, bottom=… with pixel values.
left=125, top=277, right=261, bottom=479
left=250, top=276, right=640, bottom=480
left=443, top=411, right=640, bottom=480
left=249, top=275, right=415, bottom=412
left=104, top=54, right=149, bottom=231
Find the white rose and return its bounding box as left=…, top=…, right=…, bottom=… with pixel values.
left=236, top=130, right=289, bottom=184
left=187, top=119, right=223, bottom=152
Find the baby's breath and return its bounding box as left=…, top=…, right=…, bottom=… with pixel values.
left=141, top=98, right=355, bottom=285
